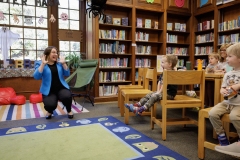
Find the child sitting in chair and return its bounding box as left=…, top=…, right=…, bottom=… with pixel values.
left=124, top=55, right=178, bottom=115
left=209, top=43, right=240, bottom=148
left=205, top=52, right=223, bottom=108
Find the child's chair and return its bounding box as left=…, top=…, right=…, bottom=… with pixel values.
left=118, top=67, right=148, bottom=116
left=151, top=70, right=205, bottom=140
left=120, top=68, right=157, bottom=124
left=198, top=107, right=238, bottom=159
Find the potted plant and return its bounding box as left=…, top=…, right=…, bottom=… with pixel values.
left=65, top=52, right=81, bottom=70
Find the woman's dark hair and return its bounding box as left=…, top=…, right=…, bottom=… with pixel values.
left=43, top=46, right=59, bottom=60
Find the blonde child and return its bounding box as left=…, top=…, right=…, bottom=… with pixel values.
left=205, top=52, right=222, bottom=107
left=125, top=55, right=178, bottom=115
left=209, top=43, right=240, bottom=149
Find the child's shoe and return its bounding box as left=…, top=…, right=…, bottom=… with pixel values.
left=215, top=142, right=240, bottom=157
left=124, top=104, right=145, bottom=115
left=218, top=134, right=230, bottom=146
left=133, top=102, right=141, bottom=107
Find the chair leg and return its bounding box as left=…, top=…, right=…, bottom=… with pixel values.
left=151, top=104, right=156, bottom=129
left=124, top=95, right=130, bottom=124
left=198, top=110, right=206, bottom=160
left=162, top=107, right=167, bottom=141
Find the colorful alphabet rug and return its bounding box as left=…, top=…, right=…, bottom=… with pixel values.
left=0, top=100, right=89, bottom=121
left=0, top=116, right=187, bottom=160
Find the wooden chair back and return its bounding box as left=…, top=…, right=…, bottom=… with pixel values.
left=144, top=68, right=157, bottom=91
left=151, top=70, right=205, bottom=140
left=162, top=70, right=205, bottom=106
left=137, top=67, right=148, bottom=86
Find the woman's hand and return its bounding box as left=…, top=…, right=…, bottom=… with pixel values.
left=41, top=54, right=48, bottom=64
left=59, top=56, right=66, bottom=65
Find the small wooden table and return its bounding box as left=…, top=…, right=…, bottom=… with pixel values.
left=205, top=73, right=224, bottom=106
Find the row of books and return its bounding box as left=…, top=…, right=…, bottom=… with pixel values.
left=99, top=85, right=118, bottom=96
left=218, top=33, right=240, bottom=45
left=166, top=47, right=188, bottom=55
left=99, top=42, right=125, bottom=54
left=99, top=58, right=128, bottom=68
left=195, top=46, right=213, bottom=55
left=218, top=18, right=240, bottom=31
left=99, top=29, right=126, bottom=40
left=136, top=18, right=158, bottom=29
left=135, top=58, right=151, bottom=68
left=167, top=23, right=186, bottom=32
left=197, top=20, right=214, bottom=31
left=101, top=15, right=128, bottom=26
left=196, top=33, right=214, bottom=43
left=216, top=0, right=235, bottom=5
left=166, top=33, right=178, bottom=43
left=135, top=32, right=149, bottom=41
left=99, top=71, right=126, bottom=82
left=135, top=45, right=151, bottom=55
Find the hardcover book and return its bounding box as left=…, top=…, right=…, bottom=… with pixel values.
left=238, top=16, right=240, bottom=27
left=137, top=18, right=142, bottom=28
left=174, top=23, right=180, bottom=31
left=121, top=17, right=128, bottom=26
left=154, top=21, right=158, bottom=29
left=113, top=18, right=121, bottom=25
left=167, top=23, right=172, bottom=30
left=105, top=15, right=112, bottom=24
left=145, top=19, right=151, bottom=28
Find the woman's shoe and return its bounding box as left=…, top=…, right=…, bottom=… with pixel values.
left=46, top=112, right=52, bottom=119
left=68, top=112, right=74, bottom=119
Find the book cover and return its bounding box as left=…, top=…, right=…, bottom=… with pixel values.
left=174, top=23, right=180, bottom=31
left=154, top=21, right=158, bottom=29
left=157, top=55, right=163, bottom=72
left=145, top=19, right=151, bottom=28
left=216, top=0, right=223, bottom=5
left=238, top=16, right=240, bottom=27
left=105, top=15, right=112, bottom=24
left=180, top=23, right=186, bottom=32
left=121, top=17, right=128, bottom=26
left=202, top=21, right=208, bottom=30
left=167, top=23, right=172, bottom=30
left=137, top=18, right=142, bottom=28
left=113, top=18, right=121, bottom=25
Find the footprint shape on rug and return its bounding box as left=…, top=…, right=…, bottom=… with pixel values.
left=76, top=119, right=91, bottom=125
left=125, top=134, right=141, bottom=139
left=6, top=127, right=26, bottom=134
left=112, top=127, right=130, bottom=133
left=153, top=156, right=176, bottom=160
left=36, top=124, right=46, bottom=130
left=133, top=142, right=158, bottom=152
left=104, top=122, right=118, bottom=126
left=98, top=117, right=108, bottom=122
left=59, top=122, right=70, bottom=127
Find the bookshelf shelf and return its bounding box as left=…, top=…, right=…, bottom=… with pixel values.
left=195, top=41, right=214, bottom=45
left=99, top=81, right=132, bottom=84
left=99, top=67, right=132, bottom=70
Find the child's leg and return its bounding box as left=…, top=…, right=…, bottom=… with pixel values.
left=209, top=102, right=230, bottom=145
left=125, top=92, right=157, bottom=115
left=229, top=105, right=240, bottom=139
left=137, top=92, right=154, bottom=106
left=143, top=93, right=162, bottom=110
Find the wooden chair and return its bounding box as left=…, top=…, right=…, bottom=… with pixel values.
left=120, top=68, right=157, bottom=124
left=151, top=70, right=205, bottom=140
left=118, top=67, right=148, bottom=117
left=198, top=107, right=238, bottom=159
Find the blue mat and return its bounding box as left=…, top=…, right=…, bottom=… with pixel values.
left=0, top=116, right=188, bottom=160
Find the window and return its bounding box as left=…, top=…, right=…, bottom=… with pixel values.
left=58, top=0, right=81, bottom=58
left=0, top=0, right=48, bottom=61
